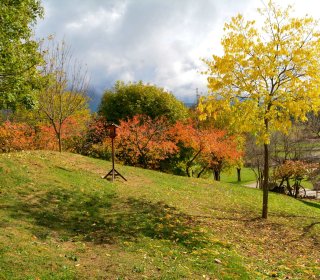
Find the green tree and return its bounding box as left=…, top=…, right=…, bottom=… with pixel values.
left=199, top=1, right=320, bottom=218
left=0, top=0, right=43, bottom=110
left=99, top=81, right=188, bottom=123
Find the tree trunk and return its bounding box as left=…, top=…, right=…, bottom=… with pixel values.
left=294, top=184, right=299, bottom=198
left=286, top=178, right=292, bottom=196
left=197, top=164, right=208, bottom=178
left=186, top=164, right=191, bottom=177
left=259, top=170, right=264, bottom=189
left=186, top=149, right=202, bottom=177
left=57, top=132, right=62, bottom=152
left=262, top=143, right=269, bottom=219
left=50, top=119, right=62, bottom=153
left=140, top=153, right=148, bottom=169
left=251, top=167, right=260, bottom=188
left=213, top=170, right=220, bottom=181
left=237, top=168, right=241, bottom=182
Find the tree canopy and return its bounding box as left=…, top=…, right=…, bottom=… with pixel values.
left=199, top=1, right=320, bottom=218
left=39, top=39, right=90, bottom=152
left=174, top=119, right=241, bottom=179
left=0, top=0, right=44, bottom=110
left=99, top=81, right=188, bottom=123
left=117, top=115, right=178, bottom=169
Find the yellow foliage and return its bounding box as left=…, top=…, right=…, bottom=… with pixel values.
left=200, top=0, right=320, bottom=144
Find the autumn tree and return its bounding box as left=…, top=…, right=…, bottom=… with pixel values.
left=174, top=120, right=207, bottom=177
left=0, top=114, right=91, bottom=153
left=174, top=120, right=241, bottom=179
left=0, top=0, right=44, bottom=111
left=117, top=115, right=178, bottom=169
left=73, top=115, right=112, bottom=159
left=202, top=134, right=241, bottom=181
left=273, top=160, right=315, bottom=198
left=39, top=39, right=90, bottom=152
left=99, top=81, right=188, bottom=123
left=200, top=1, right=320, bottom=218
left=0, top=121, right=35, bottom=152
left=192, top=103, right=246, bottom=181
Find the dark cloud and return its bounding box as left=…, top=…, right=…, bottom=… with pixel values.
left=35, top=0, right=254, bottom=109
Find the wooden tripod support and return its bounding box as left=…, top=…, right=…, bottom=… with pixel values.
left=103, top=137, right=127, bottom=182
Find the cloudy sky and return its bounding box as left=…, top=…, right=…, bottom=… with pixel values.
left=34, top=0, right=320, bottom=109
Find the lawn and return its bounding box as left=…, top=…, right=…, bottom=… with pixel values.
left=0, top=151, right=319, bottom=279
left=220, top=167, right=256, bottom=185
left=221, top=167, right=315, bottom=190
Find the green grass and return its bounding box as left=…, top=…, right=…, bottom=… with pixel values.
left=221, top=167, right=256, bottom=185
left=221, top=167, right=315, bottom=190
left=0, top=151, right=319, bottom=279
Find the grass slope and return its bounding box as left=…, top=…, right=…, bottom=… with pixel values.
left=220, top=168, right=256, bottom=185
left=0, top=151, right=319, bottom=280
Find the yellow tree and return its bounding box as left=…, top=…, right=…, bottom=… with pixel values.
left=199, top=1, right=320, bottom=218
left=39, top=39, right=90, bottom=152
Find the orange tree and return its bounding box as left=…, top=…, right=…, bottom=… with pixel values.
left=174, top=120, right=241, bottom=179
left=0, top=117, right=88, bottom=152
left=273, top=160, right=316, bottom=197
left=0, top=121, right=35, bottom=152
left=116, top=115, right=178, bottom=169
left=199, top=1, right=320, bottom=218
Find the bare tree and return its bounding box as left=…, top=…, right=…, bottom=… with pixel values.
left=305, top=112, right=320, bottom=138
left=39, top=39, right=89, bottom=152
left=272, top=124, right=319, bottom=164
left=244, top=135, right=264, bottom=188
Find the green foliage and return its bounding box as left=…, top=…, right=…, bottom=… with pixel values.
left=0, top=0, right=44, bottom=110
left=159, top=143, right=194, bottom=176
left=70, top=115, right=112, bottom=160
left=99, top=81, right=188, bottom=123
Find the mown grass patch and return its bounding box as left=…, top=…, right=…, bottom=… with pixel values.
left=220, top=167, right=256, bottom=185
left=0, top=151, right=319, bottom=279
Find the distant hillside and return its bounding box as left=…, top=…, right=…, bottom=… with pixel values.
left=0, top=151, right=319, bottom=279
left=184, top=102, right=196, bottom=108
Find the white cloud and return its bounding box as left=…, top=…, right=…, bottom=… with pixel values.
left=35, top=0, right=320, bottom=108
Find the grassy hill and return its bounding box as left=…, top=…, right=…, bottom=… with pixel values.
left=0, top=151, right=319, bottom=279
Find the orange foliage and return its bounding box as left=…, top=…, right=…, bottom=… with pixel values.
left=174, top=120, right=242, bottom=178
left=273, top=160, right=316, bottom=181
left=0, top=117, right=87, bottom=152
left=0, top=121, right=35, bottom=152
left=117, top=115, right=178, bottom=169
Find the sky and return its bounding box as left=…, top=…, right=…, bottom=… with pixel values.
left=34, top=0, right=320, bottom=109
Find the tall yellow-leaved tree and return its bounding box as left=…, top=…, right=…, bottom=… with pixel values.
left=199, top=1, right=320, bottom=218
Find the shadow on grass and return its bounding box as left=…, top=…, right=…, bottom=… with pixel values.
left=10, top=188, right=208, bottom=250
left=303, top=221, right=320, bottom=234
left=299, top=199, right=320, bottom=210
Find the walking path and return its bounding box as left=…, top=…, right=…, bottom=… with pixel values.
left=244, top=181, right=320, bottom=199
